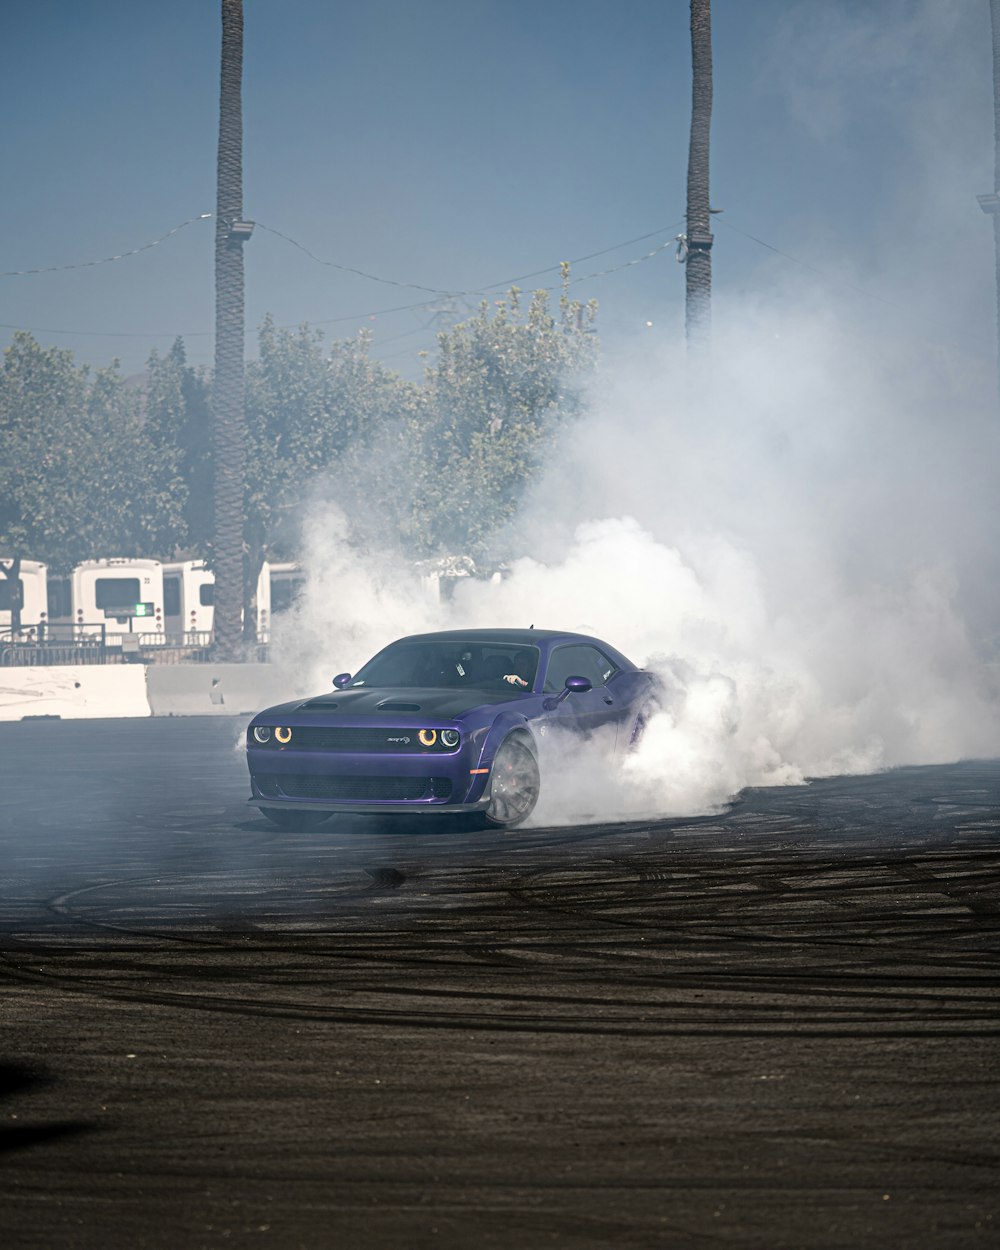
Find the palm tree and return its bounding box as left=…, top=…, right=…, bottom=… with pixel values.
left=987, top=0, right=1000, bottom=405
left=212, top=0, right=247, bottom=659
left=685, top=0, right=713, bottom=357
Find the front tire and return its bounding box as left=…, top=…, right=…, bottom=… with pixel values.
left=261, top=807, right=330, bottom=830
left=483, top=735, right=540, bottom=828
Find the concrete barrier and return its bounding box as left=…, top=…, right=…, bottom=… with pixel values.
left=0, top=666, right=151, bottom=721
left=145, top=663, right=300, bottom=717
left=0, top=663, right=306, bottom=721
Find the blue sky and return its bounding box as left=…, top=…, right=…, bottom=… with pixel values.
left=1, top=0, right=995, bottom=377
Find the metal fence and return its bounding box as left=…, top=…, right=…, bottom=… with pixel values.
left=2, top=641, right=110, bottom=666
left=0, top=625, right=268, bottom=667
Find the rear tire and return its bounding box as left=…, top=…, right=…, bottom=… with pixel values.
left=628, top=703, right=656, bottom=751
left=261, top=808, right=330, bottom=830
left=483, top=735, right=540, bottom=828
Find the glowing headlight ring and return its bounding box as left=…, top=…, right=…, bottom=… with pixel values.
left=418, top=729, right=437, bottom=747
left=252, top=725, right=272, bottom=744
left=441, top=729, right=460, bottom=748
left=274, top=726, right=293, bottom=745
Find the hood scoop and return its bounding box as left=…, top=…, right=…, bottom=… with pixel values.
left=301, top=698, right=338, bottom=710
left=376, top=699, right=421, bottom=712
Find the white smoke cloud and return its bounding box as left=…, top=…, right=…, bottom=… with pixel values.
left=273, top=305, right=1000, bottom=825
left=270, top=0, right=1000, bottom=825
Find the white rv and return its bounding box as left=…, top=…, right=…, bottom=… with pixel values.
left=71, top=558, right=165, bottom=637
left=162, top=559, right=271, bottom=640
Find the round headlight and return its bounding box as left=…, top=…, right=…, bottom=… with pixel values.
left=441, top=729, right=460, bottom=748
left=252, top=726, right=271, bottom=744
left=418, top=729, right=437, bottom=747
left=275, top=726, right=293, bottom=744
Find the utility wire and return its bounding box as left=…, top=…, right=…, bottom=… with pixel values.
left=717, top=215, right=995, bottom=351
left=0, top=222, right=681, bottom=339
left=0, top=214, right=213, bottom=278
left=717, top=217, right=908, bottom=311
left=281, top=230, right=681, bottom=329
left=253, top=222, right=456, bottom=295
left=0, top=320, right=212, bottom=339
left=254, top=218, right=683, bottom=299
left=7, top=212, right=981, bottom=362
left=478, top=224, right=683, bottom=291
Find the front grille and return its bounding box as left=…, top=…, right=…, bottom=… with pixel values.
left=258, top=773, right=453, bottom=802
left=267, top=727, right=458, bottom=753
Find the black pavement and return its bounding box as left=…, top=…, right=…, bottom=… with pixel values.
left=0, top=719, right=997, bottom=1248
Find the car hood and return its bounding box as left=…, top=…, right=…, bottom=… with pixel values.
left=257, top=686, right=529, bottom=722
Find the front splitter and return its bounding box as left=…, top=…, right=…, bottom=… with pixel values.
left=249, top=797, right=490, bottom=816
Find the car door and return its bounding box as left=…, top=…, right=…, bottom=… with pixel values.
left=543, top=644, right=624, bottom=747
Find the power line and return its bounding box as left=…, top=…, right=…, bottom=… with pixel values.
left=257, top=218, right=684, bottom=299
left=0, top=320, right=212, bottom=339
left=312, top=236, right=680, bottom=339
left=717, top=215, right=994, bottom=351
left=0, top=214, right=213, bottom=279
left=479, top=225, right=683, bottom=291
left=2, top=210, right=981, bottom=351
left=253, top=222, right=456, bottom=295
left=0, top=221, right=682, bottom=340
left=717, top=217, right=911, bottom=312
left=310, top=235, right=680, bottom=330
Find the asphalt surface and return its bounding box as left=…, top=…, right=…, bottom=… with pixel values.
left=0, top=718, right=997, bottom=1249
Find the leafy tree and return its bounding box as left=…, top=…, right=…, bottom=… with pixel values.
left=243, top=320, right=416, bottom=633
left=81, top=363, right=186, bottom=558
left=406, top=271, right=597, bottom=557
left=0, top=268, right=599, bottom=636
left=144, top=337, right=213, bottom=552
left=0, top=332, right=185, bottom=628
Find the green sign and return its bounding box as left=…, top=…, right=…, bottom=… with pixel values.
left=103, top=602, right=155, bottom=619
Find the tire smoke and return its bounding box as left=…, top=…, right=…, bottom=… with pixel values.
left=273, top=301, right=1000, bottom=823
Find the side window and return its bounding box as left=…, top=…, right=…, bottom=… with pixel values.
left=544, top=645, right=619, bottom=692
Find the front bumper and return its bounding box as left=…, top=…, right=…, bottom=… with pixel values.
left=246, top=739, right=493, bottom=814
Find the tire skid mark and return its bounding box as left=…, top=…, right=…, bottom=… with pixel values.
left=2, top=768, right=997, bottom=1038
left=1, top=950, right=998, bottom=1037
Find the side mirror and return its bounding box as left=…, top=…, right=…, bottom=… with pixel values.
left=332, top=672, right=352, bottom=689
left=544, top=674, right=593, bottom=708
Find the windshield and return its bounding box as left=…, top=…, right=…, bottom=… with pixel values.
left=350, top=639, right=539, bottom=691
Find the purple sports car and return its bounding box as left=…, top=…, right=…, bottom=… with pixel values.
left=246, top=628, right=658, bottom=829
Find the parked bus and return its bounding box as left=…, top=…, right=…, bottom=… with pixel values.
left=35, top=556, right=303, bottom=647
left=0, top=560, right=49, bottom=634
left=162, top=559, right=271, bottom=641
left=70, top=558, right=165, bottom=638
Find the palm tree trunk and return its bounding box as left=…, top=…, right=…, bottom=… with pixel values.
left=990, top=0, right=1000, bottom=408
left=211, top=0, right=247, bottom=659
left=0, top=557, right=23, bottom=634
left=685, top=0, right=713, bottom=359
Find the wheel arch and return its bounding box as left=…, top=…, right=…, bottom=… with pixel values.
left=476, top=713, right=537, bottom=769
